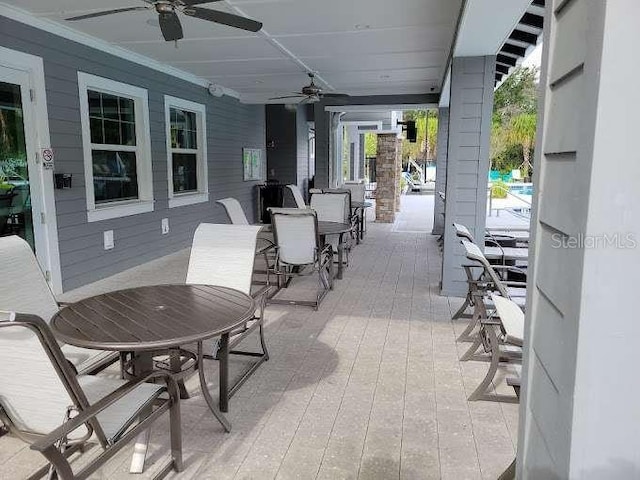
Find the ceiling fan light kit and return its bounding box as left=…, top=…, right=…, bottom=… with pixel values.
left=66, top=0, right=263, bottom=42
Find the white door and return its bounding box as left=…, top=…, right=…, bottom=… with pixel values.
left=0, top=48, right=62, bottom=293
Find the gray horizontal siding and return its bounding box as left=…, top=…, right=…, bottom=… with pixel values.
left=0, top=15, right=265, bottom=291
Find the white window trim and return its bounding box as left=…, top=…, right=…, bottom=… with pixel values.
left=164, top=95, right=209, bottom=208
left=78, top=72, right=154, bottom=222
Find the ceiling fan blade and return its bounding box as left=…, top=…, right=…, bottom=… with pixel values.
left=268, top=95, right=306, bottom=100
left=181, top=0, right=224, bottom=5
left=183, top=6, right=263, bottom=32
left=66, top=6, right=147, bottom=21
left=158, top=11, right=184, bottom=41
left=322, top=93, right=350, bottom=98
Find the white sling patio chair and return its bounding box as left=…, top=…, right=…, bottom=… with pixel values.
left=310, top=191, right=354, bottom=267
left=0, top=236, right=118, bottom=375
left=186, top=223, right=270, bottom=401
left=217, top=197, right=275, bottom=282
left=286, top=184, right=308, bottom=209
left=466, top=294, right=524, bottom=403
left=340, top=181, right=366, bottom=203
left=458, top=239, right=526, bottom=351
left=0, top=311, right=182, bottom=480
left=269, top=209, right=333, bottom=310
left=217, top=197, right=250, bottom=225
left=452, top=223, right=527, bottom=322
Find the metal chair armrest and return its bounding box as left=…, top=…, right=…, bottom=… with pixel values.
left=503, top=281, right=527, bottom=288
left=491, top=265, right=528, bottom=276
left=31, top=370, right=178, bottom=453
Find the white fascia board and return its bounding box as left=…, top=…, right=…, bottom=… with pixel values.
left=0, top=3, right=241, bottom=99
left=439, top=68, right=451, bottom=107
left=453, top=0, right=532, bottom=57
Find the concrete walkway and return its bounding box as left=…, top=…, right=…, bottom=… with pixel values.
left=1, top=196, right=519, bottom=480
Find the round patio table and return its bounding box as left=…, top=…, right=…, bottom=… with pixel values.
left=317, top=221, right=351, bottom=279
left=51, top=284, right=255, bottom=433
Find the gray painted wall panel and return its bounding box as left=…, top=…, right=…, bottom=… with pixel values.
left=433, top=107, right=449, bottom=235
left=1, top=15, right=265, bottom=291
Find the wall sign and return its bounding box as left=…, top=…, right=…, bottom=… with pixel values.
left=242, top=148, right=264, bottom=181
left=41, top=148, right=55, bottom=170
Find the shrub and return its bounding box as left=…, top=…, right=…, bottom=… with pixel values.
left=490, top=181, right=508, bottom=199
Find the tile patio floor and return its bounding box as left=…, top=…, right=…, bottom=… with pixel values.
left=0, top=195, right=519, bottom=480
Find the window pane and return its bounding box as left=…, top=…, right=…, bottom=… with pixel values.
left=104, top=119, right=120, bottom=144
left=90, top=118, right=104, bottom=144
left=88, top=90, right=101, bottom=117
left=172, top=153, right=198, bottom=193
left=170, top=107, right=198, bottom=149
left=92, top=150, right=139, bottom=203
left=119, top=97, right=135, bottom=123
left=186, top=130, right=197, bottom=149
left=120, top=122, right=136, bottom=146
left=87, top=90, right=136, bottom=146
left=184, top=111, right=196, bottom=131
left=101, top=93, right=119, bottom=120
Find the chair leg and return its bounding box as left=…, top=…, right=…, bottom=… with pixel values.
left=457, top=299, right=486, bottom=343
left=452, top=296, right=472, bottom=320
left=168, top=379, right=183, bottom=474
left=460, top=333, right=485, bottom=362
left=468, top=326, right=518, bottom=403
left=498, top=459, right=516, bottom=480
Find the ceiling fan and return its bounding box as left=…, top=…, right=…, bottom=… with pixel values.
left=66, top=1, right=263, bottom=42
left=269, top=73, right=349, bottom=103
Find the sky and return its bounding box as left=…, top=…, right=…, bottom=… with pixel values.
left=522, top=44, right=543, bottom=68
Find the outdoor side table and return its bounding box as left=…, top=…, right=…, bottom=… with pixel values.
left=51, top=284, right=255, bottom=435
left=318, top=221, right=351, bottom=279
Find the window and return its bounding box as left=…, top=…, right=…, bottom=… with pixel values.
left=164, top=96, right=208, bottom=208
left=78, top=73, right=153, bottom=222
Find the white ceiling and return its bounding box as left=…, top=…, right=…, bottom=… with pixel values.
left=3, top=0, right=463, bottom=103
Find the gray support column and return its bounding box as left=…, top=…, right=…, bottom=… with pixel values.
left=346, top=125, right=360, bottom=181
left=441, top=56, right=495, bottom=296
left=313, top=103, right=330, bottom=188
left=358, top=133, right=366, bottom=180
left=432, top=107, right=449, bottom=235
left=335, top=123, right=344, bottom=185
left=519, top=1, right=640, bottom=477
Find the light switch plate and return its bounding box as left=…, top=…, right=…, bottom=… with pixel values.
left=161, top=218, right=169, bottom=235
left=103, top=230, right=114, bottom=250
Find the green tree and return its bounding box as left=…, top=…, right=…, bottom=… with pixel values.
left=364, top=132, right=377, bottom=157
left=401, top=109, right=438, bottom=164
left=505, top=113, right=537, bottom=178
left=491, top=66, right=539, bottom=178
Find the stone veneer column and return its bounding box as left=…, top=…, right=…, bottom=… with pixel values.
left=375, top=133, right=399, bottom=222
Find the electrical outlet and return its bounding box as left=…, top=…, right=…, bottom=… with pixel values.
left=103, top=230, right=114, bottom=250
left=161, top=218, right=169, bottom=235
